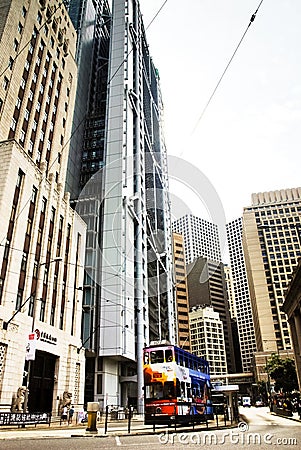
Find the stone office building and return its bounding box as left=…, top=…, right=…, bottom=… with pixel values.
left=0, top=0, right=86, bottom=413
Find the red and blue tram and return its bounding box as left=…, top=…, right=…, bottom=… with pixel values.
left=143, top=343, right=213, bottom=425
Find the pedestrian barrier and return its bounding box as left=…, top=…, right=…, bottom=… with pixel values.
left=0, top=412, right=51, bottom=427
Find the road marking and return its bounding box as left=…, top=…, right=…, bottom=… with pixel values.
left=115, top=436, right=121, bottom=446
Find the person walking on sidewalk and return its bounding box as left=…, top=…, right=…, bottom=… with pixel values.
left=68, top=405, right=75, bottom=424
left=61, top=406, right=68, bottom=425
left=297, top=399, right=301, bottom=420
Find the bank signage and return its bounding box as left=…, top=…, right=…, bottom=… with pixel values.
left=35, top=328, right=57, bottom=346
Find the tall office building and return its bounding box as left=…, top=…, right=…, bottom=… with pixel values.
left=65, top=0, right=175, bottom=411
left=172, top=214, right=221, bottom=265
left=172, top=232, right=191, bottom=352
left=190, top=306, right=227, bottom=376
left=173, top=214, right=235, bottom=372
left=242, top=188, right=301, bottom=375
left=187, top=257, right=236, bottom=373
left=0, top=0, right=86, bottom=413
left=226, top=218, right=257, bottom=372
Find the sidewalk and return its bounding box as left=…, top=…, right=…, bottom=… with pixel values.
left=270, top=410, right=301, bottom=423
left=0, top=415, right=238, bottom=440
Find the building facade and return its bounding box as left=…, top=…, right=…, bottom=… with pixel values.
left=172, top=214, right=222, bottom=265
left=190, top=306, right=227, bottom=376
left=65, top=0, right=175, bottom=411
left=243, top=188, right=301, bottom=354
left=282, top=258, right=301, bottom=391
left=242, top=188, right=301, bottom=379
left=226, top=218, right=257, bottom=373
left=172, top=232, right=191, bottom=352
left=187, top=256, right=236, bottom=373
left=0, top=0, right=86, bottom=413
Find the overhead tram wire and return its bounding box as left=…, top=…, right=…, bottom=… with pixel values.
left=191, top=0, right=265, bottom=135
left=0, top=1, right=169, bottom=246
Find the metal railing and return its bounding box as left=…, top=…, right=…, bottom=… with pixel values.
left=0, top=412, right=52, bottom=427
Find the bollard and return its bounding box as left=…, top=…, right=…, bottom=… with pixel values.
left=104, top=405, right=109, bottom=434
left=86, top=402, right=99, bottom=433
left=127, top=406, right=132, bottom=434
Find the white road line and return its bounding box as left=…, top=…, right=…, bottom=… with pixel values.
left=115, top=435, right=122, bottom=446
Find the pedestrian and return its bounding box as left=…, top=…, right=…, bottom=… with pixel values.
left=61, top=405, right=68, bottom=425
left=68, top=405, right=75, bottom=424
left=297, top=399, right=301, bottom=420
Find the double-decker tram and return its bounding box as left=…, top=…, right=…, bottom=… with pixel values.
left=143, top=342, right=213, bottom=425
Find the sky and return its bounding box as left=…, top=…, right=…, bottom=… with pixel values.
left=139, top=0, right=301, bottom=225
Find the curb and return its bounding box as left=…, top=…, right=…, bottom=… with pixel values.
left=270, top=412, right=301, bottom=423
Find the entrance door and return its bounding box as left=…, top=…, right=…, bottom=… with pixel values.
left=28, top=350, right=56, bottom=412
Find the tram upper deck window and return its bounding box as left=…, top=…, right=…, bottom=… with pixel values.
left=150, top=350, right=164, bottom=363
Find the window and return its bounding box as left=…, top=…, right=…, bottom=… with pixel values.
left=20, top=78, right=26, bottom=89
left=22, top=6, right=27, bottom=18
left=14, top=39, right=19, bottom=51
left=8, top=57, right=14, bottom=69
left=50, top=37, right=54, bottom=48
left=37, top=12, right=42, bottom=24
left=10, top=118, right=17, bottom=131
left=25, top=60, right=30, bottom=71
left=28, top=140, right=33, bottom=154
left=16, top=97, right=21, bottom=109
left=3, top=77, right=9, bottom=90
left=36, top=101, right=41, bottom=111
left=31, top=187, right=37, bottom=203
left=29, top=90, right=34, bottom=101
left=19, top=129, right=25, bottom=143
left=44, top=25, right=49, bottom=36
left=32, top=120, right=37, bottom=131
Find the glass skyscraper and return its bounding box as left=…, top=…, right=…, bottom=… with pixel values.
left=65, top=0, right=175, bottom=412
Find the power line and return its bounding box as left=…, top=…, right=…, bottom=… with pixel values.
left=191, top=0, right=264, bottom=134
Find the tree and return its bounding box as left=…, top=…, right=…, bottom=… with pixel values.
left=265, top=353, right=299, bottom=394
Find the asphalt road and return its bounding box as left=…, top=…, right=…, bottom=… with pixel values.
left=0, top=407, right=300, bottom=449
